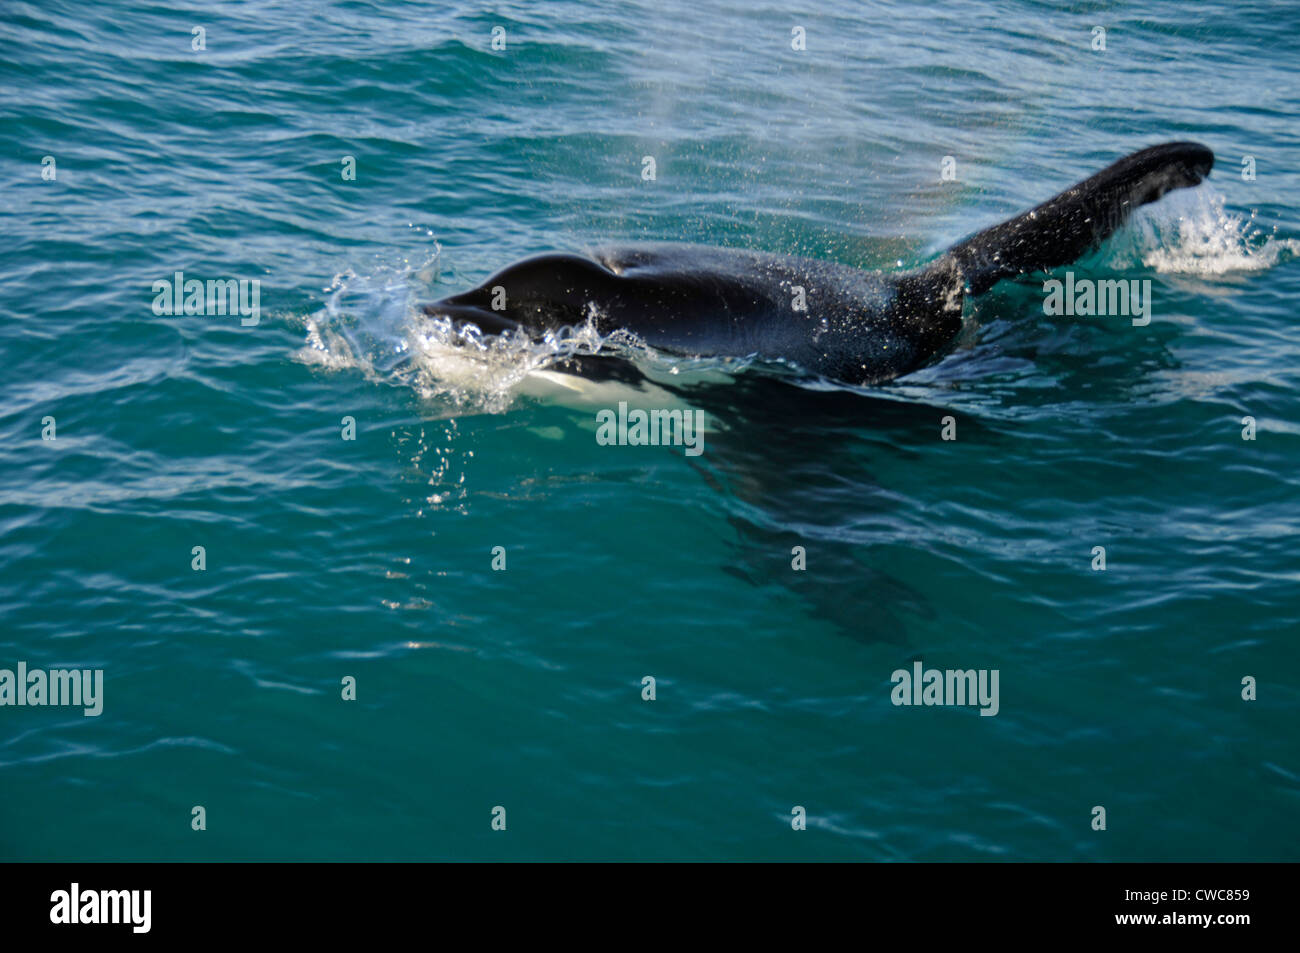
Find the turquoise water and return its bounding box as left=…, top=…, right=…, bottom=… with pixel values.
left=2, top=0, right=1298, bottom=861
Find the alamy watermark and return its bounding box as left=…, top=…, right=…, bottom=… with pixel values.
left=1043, top=272, right=1151, bottom=326
left=152, top=271, right=260, bottom=326
left=50, top=884, right=150, bottom=933
left=890, top=660, right=1000, bottom=716
left=0, top=661, right=103, bottom=716
left=595, top=401, right=705, bottom=457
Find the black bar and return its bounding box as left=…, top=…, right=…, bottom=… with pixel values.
left=2, top=862, right=1278, bottom=939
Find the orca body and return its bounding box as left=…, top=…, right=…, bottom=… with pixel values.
left=424, top=143, right=1214, bottom=386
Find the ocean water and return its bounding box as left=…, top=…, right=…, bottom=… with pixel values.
left=2, top=0, right=1298, bottom=861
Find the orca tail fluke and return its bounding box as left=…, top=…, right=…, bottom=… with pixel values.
left=945, top=141, right=1214, bottom=296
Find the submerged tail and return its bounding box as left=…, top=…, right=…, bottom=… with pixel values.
left=946, top=142, right=1214, bottom=295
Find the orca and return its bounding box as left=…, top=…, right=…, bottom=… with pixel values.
left=423, top=142, right=1213, bottom=386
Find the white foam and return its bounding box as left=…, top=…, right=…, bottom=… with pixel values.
left=1105, top=185, right=1299, bottom=276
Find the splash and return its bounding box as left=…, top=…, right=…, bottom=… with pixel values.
left=297, top=248, right=654, bottom=414
left=404, top=308, right=647, bottom=413
left=299, top=257, right=430, bottom=375
left=1104, top=185, right=1299, bottom=276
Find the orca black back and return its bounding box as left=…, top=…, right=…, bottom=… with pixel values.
left=423, top=142, right=1214, bottom=386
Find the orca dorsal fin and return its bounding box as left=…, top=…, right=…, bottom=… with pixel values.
left=945, top=142, right=1214, bottom=295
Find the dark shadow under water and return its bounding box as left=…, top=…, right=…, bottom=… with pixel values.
left=551, top=354, right=1002, bottom=645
